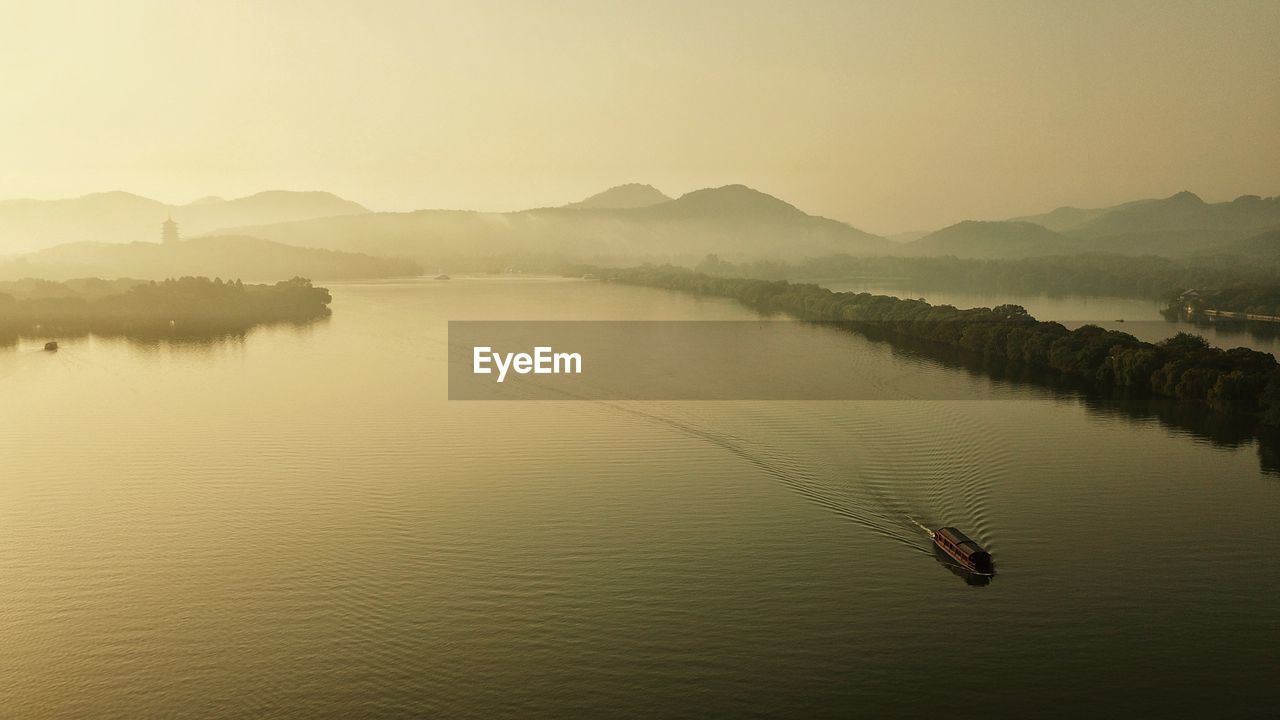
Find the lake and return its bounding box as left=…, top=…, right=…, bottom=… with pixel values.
left=2, top=277, right=1277, bottom=718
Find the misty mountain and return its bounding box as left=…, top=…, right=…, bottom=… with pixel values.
left=886, top=230, right=931, bottom=244
left=177, top=191, right=369, bottom=233
left=0, top=235, right=419, bottom=282
left=640, top=184, right=808, bottom=219
left=1209, top=226, right=1280, bottom=258
left=1008, top=191, right=1280, bottom=256
left=1009, top=194, right=1200, bottom=233
left=0, top=190, right=370, bottom=254
left=1066, top=192, right=1280, bottom=239
left=1007, top=206, right=1107, bottom=233
left=563, top=183, right=672, bottom=209
left=225, top=184, right=892, bottom=266
left=903, top=221, right=1072, bottom=258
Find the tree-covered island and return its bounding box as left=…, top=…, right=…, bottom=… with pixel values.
left=0, top=276, right=332, bottom=337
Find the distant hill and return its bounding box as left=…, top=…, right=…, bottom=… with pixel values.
left=225, top=184, right=892, bottom=266
left=1007, top=205, right=1112, bottom=233
left=886, top=230, right=930, bottom=244
left=564, top=183, right=671, bottom=209
left=176, top=191, right=369, bottom=234
left=904, top=221, right=1072, bottom=258
left=0, top=190, right=370, bottom=254
left=1007, top=192, right=1280, bottom=256
left=1207, top=226, right=1280, bottom=258
left=0, top=235, right=420, bottom=282
left=1069, top=192, right=1207, bottom=235
left=638, top=184, right=806, bottom=219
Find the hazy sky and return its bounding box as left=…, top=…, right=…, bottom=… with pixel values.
left=2, top=0, right=1278, bottom=233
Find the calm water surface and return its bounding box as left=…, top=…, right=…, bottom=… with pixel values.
left=2, top=277, right=1277, bottom=718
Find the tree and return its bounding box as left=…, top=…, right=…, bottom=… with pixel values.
left=1161, top=332, right=1211, bottom=353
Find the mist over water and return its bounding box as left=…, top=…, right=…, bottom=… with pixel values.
left=2, top=277, right=1278, bottom=718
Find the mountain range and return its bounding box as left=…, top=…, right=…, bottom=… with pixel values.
left=0, top=236, right=420, bottom=283
left=0, top=190, right=368, bottom=254
left=2, top=184, right=1278, bottom=275
left=904, top=191, right=1280, bottom=259
left=221, top=184, right=893, bottom=267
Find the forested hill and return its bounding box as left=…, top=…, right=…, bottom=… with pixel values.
left=594, top=265, right=1280, bottom=424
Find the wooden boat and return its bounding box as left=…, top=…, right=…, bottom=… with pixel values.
left=932, top=545, right=992, bottom=586
left=44, top=340, right=58, bottom=351
left=932, top=526, right=994, bottom=575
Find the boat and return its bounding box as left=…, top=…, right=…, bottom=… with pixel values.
left=43, top=340, right=58, bottom=351
left=932, top=545, right=992, bottom=586
left=931, top=526, right=994, bottom=575
left=434, top=274, right=451, bottom=280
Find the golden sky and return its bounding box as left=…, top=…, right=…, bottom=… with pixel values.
left=2, top=0, right=1277, bottom=233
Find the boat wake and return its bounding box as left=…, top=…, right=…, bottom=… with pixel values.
left=580, top=401, right=1002, bottom=557
left=908, top=516, right=933, bottom=536
left=601, top=401, right=927, bottom=552
left=625, top=401, right=1009, bottom=558
left=487, top=375, right=1004, bottom=559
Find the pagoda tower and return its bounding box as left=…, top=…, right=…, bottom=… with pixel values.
left=161, top=215, right=180, bottom=244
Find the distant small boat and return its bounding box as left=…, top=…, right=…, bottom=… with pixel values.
left=581, top=273, right=598, bottom=280
left=43, top=340, right=58, bottom=351
left=932, top=526, right=994, bottom=575
left=434, top=274, right=451, bottom=281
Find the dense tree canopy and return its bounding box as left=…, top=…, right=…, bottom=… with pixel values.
left=0, top=276, right=331, bottom=335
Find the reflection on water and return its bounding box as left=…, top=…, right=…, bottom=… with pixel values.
left=840, top=326, right=1280, bottom=475
left=0, top=315, right=329, bottom=354
left=2, top=277, right=1277, bottom=719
